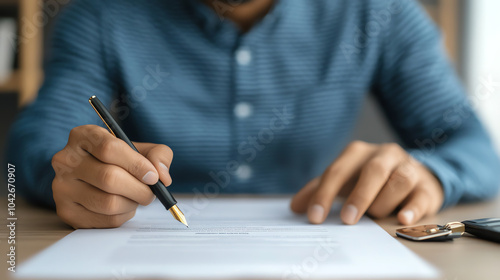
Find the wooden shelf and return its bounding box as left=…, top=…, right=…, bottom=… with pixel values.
left=0, top=0, right=43, bottom=105
left=0, top=70, right=19, bottom=93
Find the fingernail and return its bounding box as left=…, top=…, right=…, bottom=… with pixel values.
left=402, top=210, right=414, bottom=224
left=159, top=162, right=169, bottom=176
left=309, top=204, right=324, bottom=224
left=142, top=171, right=157, bottom=185
left=341, top=204, right=358, bottom=225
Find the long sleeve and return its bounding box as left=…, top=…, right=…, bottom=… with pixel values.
left=6, top=0, right=115, bottom=208
left=372, top=1, right=500, bottom=208
left=6, top=0, right=500, bottom=209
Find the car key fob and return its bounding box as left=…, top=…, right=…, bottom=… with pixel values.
left=396, top=222, right=465, bottom=241
left=462, top=218, right=500, bottom=243
left=397, top=218, right=500, bottom=243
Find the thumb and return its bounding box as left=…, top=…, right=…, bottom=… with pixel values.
left=135, top=142, right=174, bottom=186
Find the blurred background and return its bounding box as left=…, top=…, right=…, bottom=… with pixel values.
left=0, top=0, right=499, bottom=190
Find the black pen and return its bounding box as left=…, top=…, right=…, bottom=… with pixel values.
left=88, top=95, right=188, bottom=227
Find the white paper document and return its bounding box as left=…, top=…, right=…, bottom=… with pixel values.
left=17, top=197, right=438, bottom=279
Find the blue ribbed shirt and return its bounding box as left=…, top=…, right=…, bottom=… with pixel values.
left=7, top=0, right=500, bottom=209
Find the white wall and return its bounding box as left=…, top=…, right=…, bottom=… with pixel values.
left=463, top=0, right=500, bottom=152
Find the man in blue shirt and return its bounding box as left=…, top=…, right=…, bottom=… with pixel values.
left=7, top=0, right=500, bottom=229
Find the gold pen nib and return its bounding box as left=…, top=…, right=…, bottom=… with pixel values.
left=169, top=205, right=189, bottom=227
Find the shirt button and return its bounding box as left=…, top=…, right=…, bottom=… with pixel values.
left=234, top=102, right=253, bottom=119
left=235, top=164, right=252, bottom=180
left=235, top=48, right=252, bottom=66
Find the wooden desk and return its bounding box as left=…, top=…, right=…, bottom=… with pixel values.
left=2, top=196, right=500, bottom=280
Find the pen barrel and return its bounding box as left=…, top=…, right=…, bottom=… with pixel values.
left=88, top=96, right=178, bottom=211
left=149, top=180, right=177, bottom=210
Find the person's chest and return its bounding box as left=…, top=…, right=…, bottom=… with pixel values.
left=102, top=0, right=382, bottom=190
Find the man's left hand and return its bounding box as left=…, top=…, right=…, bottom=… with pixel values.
left=290, top=141, right=444, bottom=225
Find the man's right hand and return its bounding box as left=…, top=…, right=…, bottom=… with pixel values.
left=51, top=125, right=173, bottom=229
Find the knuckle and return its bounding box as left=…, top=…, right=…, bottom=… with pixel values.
left=69, top=125, right=94, bottom=139
left=101, top=194, right=120, bottom=215
left=88, top=124, right=106, bottom=133
left=100, top=166, right=119, bottom=191
left=420, top=189, right=433, bottom=201
left=383, top=143, right=402, bottom=153
left=130, top=159, right=148, bottom=176
left=51, top=178, right=63, bottom=193
left=392, top=167, right=416, bottom=187
left=347, top=140, right=367, bottom=152
left=51, top=151, right=64, bottom=168
left=52, top=177, right=70, bottom=198
left=99, top=138, right=119, bottom=161
left=351, top=193, right=372, bottom=208
left=87, top=126, right=108, bottom=145
left=325, top=164, right=341, bottom=177
left=68, top=126, right=82, bottom=140
left=365, top=158, right=388, bottom=176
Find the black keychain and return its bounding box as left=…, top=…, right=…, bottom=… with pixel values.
left=396, top=218, right=500, bottom=243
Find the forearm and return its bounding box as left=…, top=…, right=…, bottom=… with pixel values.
left=5, top=0, right=116, bottom=207
left=6, top=112, right=67, bottom=208
left=369, top=1, right=500, bottom=208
